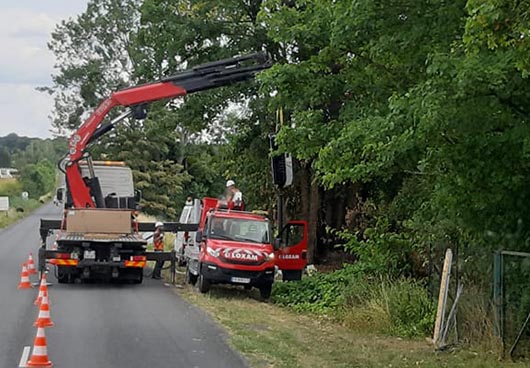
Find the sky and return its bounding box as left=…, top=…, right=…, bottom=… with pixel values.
left=0, top=0, right=89, bottom=138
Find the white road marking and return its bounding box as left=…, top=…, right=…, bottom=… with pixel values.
left=19, top=346, right=31, bottom=367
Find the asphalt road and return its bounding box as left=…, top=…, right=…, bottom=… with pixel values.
left=0, top=203, right=247, bottom=368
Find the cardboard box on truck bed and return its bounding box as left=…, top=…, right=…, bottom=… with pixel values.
left=66, top=209, right=132, bottom=234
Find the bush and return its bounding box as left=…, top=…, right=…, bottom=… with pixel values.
left=273, top=265, right=435, bottom=338
left=272, top=264, right=360, bottom=314
left=343, top=279, right=435, bottom=337
left=0, top=179, right=22, bottom=196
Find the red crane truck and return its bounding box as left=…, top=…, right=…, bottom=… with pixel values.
left=38, top=53, right=271, bottom=284
left=180, top=198, right=308, bottom=299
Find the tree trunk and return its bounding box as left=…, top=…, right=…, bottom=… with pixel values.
left=307, top=168, right=320, bottom=264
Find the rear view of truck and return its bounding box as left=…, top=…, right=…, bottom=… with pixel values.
left=51, top=208, right=146, bottom=283
left=47, top=161, right=146, bottom=283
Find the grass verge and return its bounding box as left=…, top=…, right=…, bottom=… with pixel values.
left=176, top=275, right=527, bottom=368
left=0, top=178, right=52, bottom=229
left=0, top=198, right=45, bottom=229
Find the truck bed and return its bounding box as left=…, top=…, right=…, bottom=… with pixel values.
left=58, top=232, right=146, bottom=245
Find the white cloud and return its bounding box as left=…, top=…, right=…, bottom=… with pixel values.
left=0, top=2, right=89, bottom=138
left=0, top=83, right=53, bottom=138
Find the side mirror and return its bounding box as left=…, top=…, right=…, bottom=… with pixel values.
left=195, top=230, right=203, bottom=243
left=56, top=188, right=64, bottom=202
left=134, top=189, right=142, bottom=203
left=273, top=238, right=282, bottom=250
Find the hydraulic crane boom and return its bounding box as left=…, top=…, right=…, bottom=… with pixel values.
left=64, top=52, right=271, bottom=208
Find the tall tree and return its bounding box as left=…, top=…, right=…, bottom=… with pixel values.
left=44, top=0, right=193, bottom=218
left=135, top=0, right=280, bottom=214
left=43, top=0, right=141, bottom=132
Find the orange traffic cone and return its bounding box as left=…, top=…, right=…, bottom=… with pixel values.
left=26, top=327, right=53, bottom=367
left=34, top=293, right=54, bottom=328
left=18, top=263, right=32, bottom=289
left=27, top=253, right=37, bottom=275
left=34, top=274, right=48, bottom=305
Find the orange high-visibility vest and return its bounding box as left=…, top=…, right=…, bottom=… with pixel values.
left=153, top=229, right=164, bottom=251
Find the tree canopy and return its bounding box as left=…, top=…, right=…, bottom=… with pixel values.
left=44, top=0, right=530, bottom=271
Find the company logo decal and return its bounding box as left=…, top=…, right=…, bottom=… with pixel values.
left=279, top=254, right=300, bottom=259
left=222, top=249, right=261, bottom=262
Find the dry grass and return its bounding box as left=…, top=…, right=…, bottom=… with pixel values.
left=174, top=272, right=528, bottom=368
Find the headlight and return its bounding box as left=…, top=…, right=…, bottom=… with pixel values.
left=206, top=246, right=220, bottom=258
left=265, top=252, right=275, bottom=261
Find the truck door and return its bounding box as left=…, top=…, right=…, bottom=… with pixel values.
left=275, top=220, right=308, bottom=281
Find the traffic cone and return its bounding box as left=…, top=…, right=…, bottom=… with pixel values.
left=18, top=263, right=32, bottom=289
left=26, top=327, right=53, bottom=367
left=27, top=253, right=37, bottom=275
left=34, top=293, right=54, bottom=328
left=34, top=274, right=48, bottom=305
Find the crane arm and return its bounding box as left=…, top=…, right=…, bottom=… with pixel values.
left=64, top=52, right=271, bottom=208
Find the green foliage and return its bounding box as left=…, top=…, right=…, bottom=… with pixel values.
left=0, top=134, right=64, bottom=199
left=0, top=179, right=22, bottom=196
left=337, top=215, right=416, bottom=277
left=0, top=134, right=66, bottom=169
left=273, top=265, right=435, bottom=338
left=344, top=279, right=435, bottom=338
left=0, top=197, right=41, bottom=229
left=42, top=1, right=530, bottom=336
left=273, top=264, right=359, bottom=313
left=19, top=160, right=56, bottom=199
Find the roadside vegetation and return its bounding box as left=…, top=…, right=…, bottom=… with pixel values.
left=0, top=179, right=43, bottom=228
left=273, top=265, right=435, bottom=338
left=0, top=134, right=66, bottom=228
left=42, top=0, right=530, bottom=363
left=178, top=280, right=523, bottom=368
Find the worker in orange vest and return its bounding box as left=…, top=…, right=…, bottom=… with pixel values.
left=152, top=221, right=165, bottom=279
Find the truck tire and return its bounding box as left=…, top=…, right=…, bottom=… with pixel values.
left=132, top=269, right=143, bottom=284
left=198, top=272, right=210, bottom=293
left=259, top=283, right=272, bottom=300
left=186, top=264, right=198, bottom=285
left=57, top=273, right=68, bottom=284
left=57, top=266, right=73, bottom=284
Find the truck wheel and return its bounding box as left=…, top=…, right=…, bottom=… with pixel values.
left=132, top=269, right=143, bottom=284
left=57, top=267, right=72, bottom=284
left=186, top=265, right=198, bottom=285
left=57, top=273, right=68, bottom=284
left=259, top=283, right=272, bottom=300
left=198, top=273, right=210, bottom=293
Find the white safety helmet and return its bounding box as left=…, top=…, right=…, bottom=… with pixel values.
left=155, top=221, right=163, bottom=228
left=226, top=180, right=235, bottom=187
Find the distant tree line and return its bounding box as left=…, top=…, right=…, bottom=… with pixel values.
left=0, top=133, right=66, bottom=198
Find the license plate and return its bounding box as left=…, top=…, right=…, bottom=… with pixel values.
left=84, top=250, right=96, bottom=260
left=112, top=256, right=121, bottom=262
left=231, top=277, right=251, bottom=284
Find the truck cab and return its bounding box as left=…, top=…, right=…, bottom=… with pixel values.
left=183, top=197, right=308, bottom=298
left=185, top=198, right=276, bottom=298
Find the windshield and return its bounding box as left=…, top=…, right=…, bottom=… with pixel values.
left=208, top=216, right=270, bottom=244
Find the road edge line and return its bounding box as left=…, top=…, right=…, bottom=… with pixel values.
left=18, top=345, right=31, bottom=367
